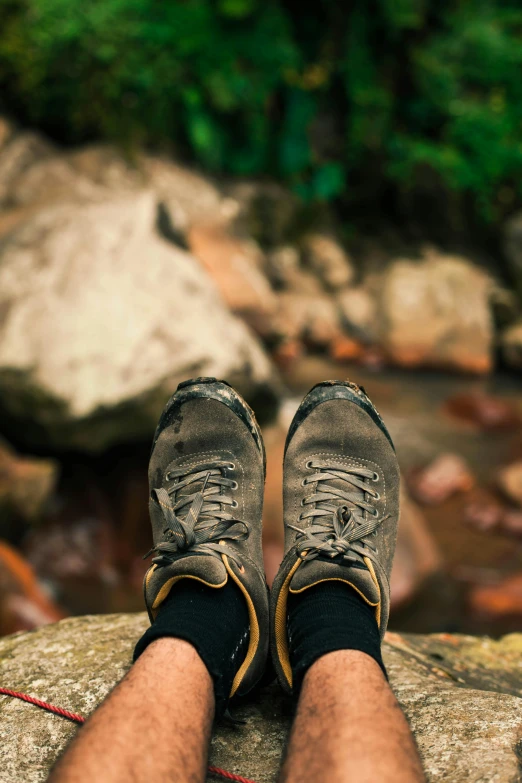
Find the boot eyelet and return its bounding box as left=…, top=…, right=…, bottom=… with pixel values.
left=231, top=500, right=239, bottom=509
left=371, top=508, right=379, bottom=518
left=301, top=478, right=308, bottom=487
left=306, top=460, right=314, bottom=469
left=228, top=462, right=236, bottom=470
left=231, top=480, right=239, bottom=490
left=372, top=472, right=379, bottom=482
left=300, top=498, right=306, bottom=506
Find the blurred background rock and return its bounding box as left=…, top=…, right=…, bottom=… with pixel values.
left=0, top=0, right=522, bottom=641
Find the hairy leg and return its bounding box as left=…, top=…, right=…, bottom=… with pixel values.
left=49, top=638, right=214, bottom=783
left=279, top=650, right=425, bottom=783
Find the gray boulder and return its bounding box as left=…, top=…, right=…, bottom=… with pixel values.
left=337, top=285, right=379, bottom=343
left=0, top=192, right=278, bottom=451
left=378, top=249, right=494, bottom=374
left=3, top=616, right=522, bottom=781
left=301, top=233, right=355, bottom=292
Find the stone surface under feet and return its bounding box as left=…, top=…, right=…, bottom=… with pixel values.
left=2, top=615, right=522, bottom=782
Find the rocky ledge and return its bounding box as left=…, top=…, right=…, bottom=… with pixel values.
left=2, top=615, right=522, bottom=782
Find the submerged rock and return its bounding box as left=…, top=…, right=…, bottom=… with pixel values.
left=408, top=453, right=475, bottom=506
left=444, top=392, right=521, bottom=432
left=0, top=439, right=58, bottom=523
left=0, top=192, right=279, bottom=451
left=2, top=616, right=522, bottom=781
left=0, top=542, right=64, bottom=636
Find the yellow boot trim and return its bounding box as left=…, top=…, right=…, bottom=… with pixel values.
left=363, top=556, right=382, bottom=628
left=274, top=559, right=301, bottom=690
left=289, top=577, right=379, bottom=606
left=145, top=564, right=157, bottom=589
left=223, top=555, right=260, bottom=698
left=150, top=572, right=228, bottom=619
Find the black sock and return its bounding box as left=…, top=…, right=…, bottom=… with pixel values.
left=134, top=578, right=249, bottom=716
left=287, top=580, right=386, bottom=694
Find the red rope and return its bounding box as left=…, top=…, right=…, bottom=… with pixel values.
left=0, top=687, right=85, bottom=724
left=0, top=687, right=257, bottom=783
left=207, top=768, right=257, bottom=783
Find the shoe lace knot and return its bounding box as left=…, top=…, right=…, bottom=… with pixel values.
left=144, top=460, right=247, bottom=568
left=288, top=460, right=389, bottom=563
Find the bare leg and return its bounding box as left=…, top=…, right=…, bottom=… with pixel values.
left=49, top=638, right=214, bottom=783
left=279, top=650, right=425, bottom=783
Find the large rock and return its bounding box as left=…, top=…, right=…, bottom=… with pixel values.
left=0, top=192, right=278, bottom=451
left=187, top=221, right=277, bottom=333
left=68, top=146, right=227, bottom=233
left=3, top=616, right=522, bottom=782
left=7, top=142, right=230, bottom=236
left=7, top=153, right=102, bottom=209
left=378, top=250, right=494, bottom=373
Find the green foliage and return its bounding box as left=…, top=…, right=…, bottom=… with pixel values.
left=1, top=0, right=522, bottom=224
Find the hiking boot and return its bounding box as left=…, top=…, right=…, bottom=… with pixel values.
left=143, top=377, right=269, bottom=698
left=270, top=380, right=400, bottom=692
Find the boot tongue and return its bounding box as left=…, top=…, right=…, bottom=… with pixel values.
left=148, top=555, right=228, bottom=614
left=162, top=554, right=228, bottom=585
left=289, top=557, right=380, bottom=605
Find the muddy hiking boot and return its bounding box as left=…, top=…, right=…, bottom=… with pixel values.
left=141, top=377, right=269, bottom=701
left=270, top=380, right=400, bottom=692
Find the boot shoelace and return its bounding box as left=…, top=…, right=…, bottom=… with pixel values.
left=288, top=460, right=389, bottom=563
left=144, top=460, right=248, bottom=568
